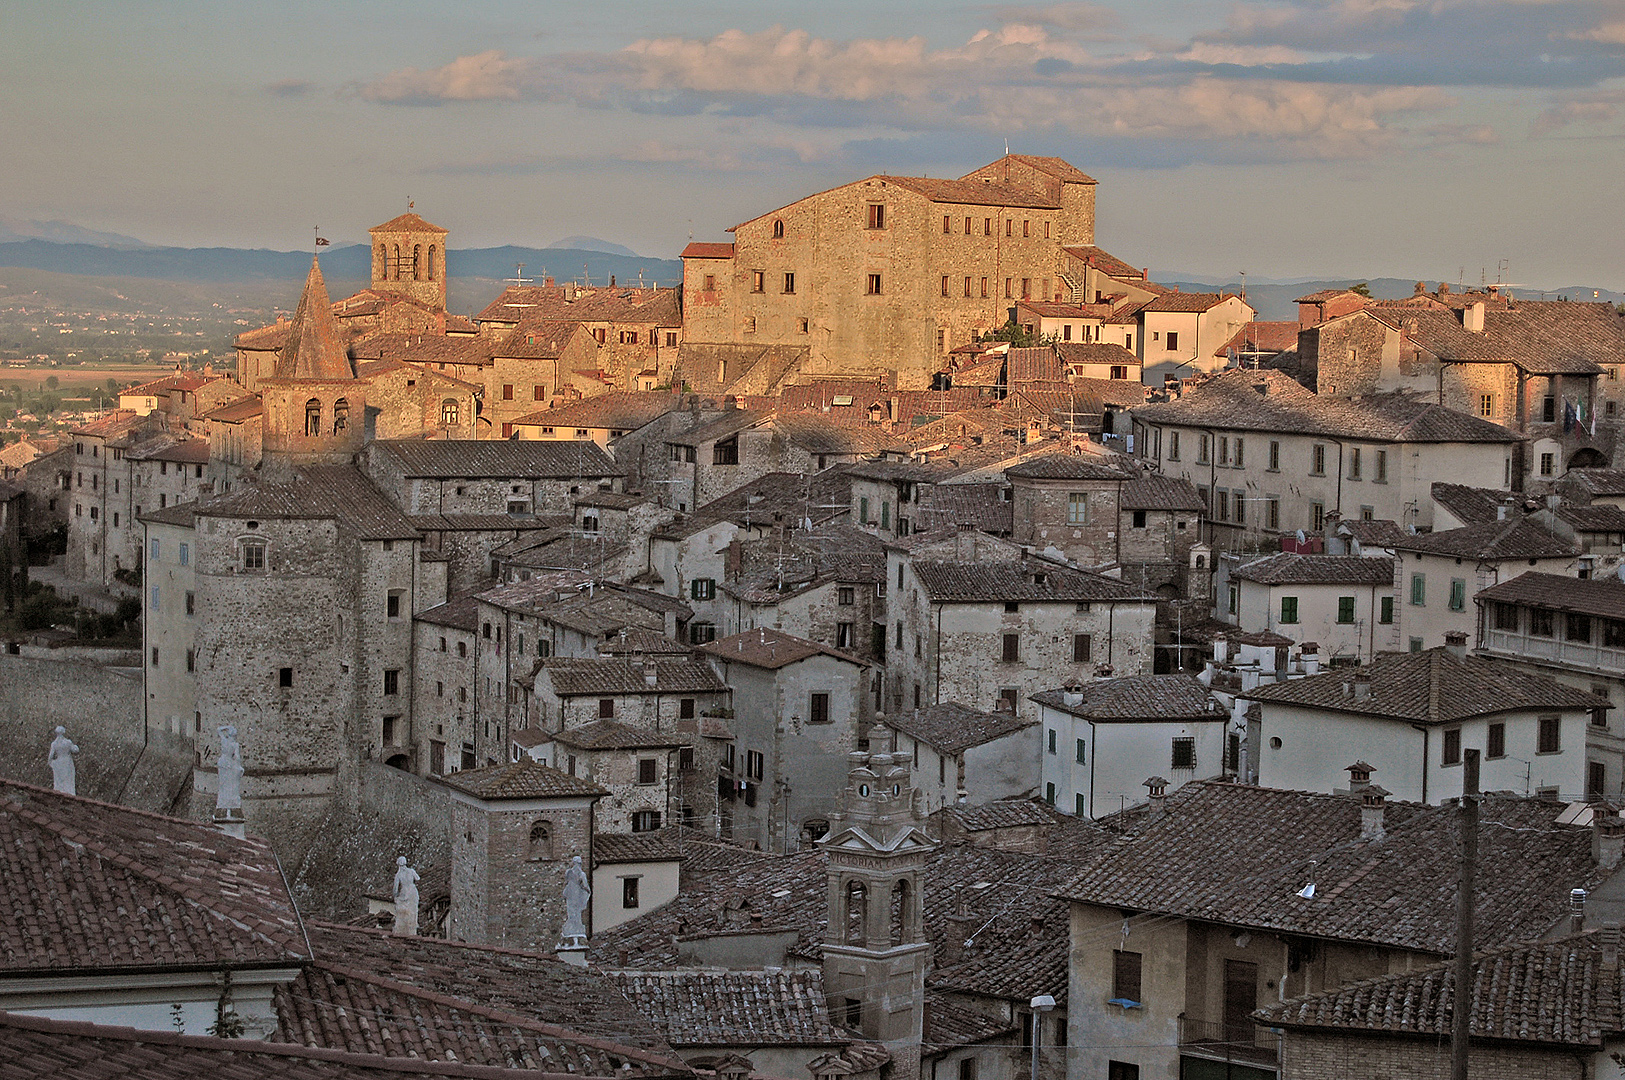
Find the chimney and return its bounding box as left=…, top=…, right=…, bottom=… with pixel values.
left=1301, top=644, right=1321, bottom=676
left=643, top=661, right=659, bottom=688
left=1213, top=635, right=1229, bottom=666
left=1344, top=760, right=1374, bottom=792
left=1444, top=631, right=1468, bottom=660
left=1253, top=381, right=1269, bottom=397
left=1462, top=301, right=1485, bottom=334
left=1594, top=803, right=1625, bottom=870
left=942, top=893, right=979, bottom=963
left=1351, top=670, right=1372, bottom=701
left=1359, top=784, right=1389, bottom=841
left=1571, top=888, right=1589, bottom=934
left=1605, top=924, right=1621, bottom=968
left=1144, top=776, right=1169, bottom=821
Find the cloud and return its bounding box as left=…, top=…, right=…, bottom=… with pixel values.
left=358, top=50, right=532, bottom=104
left=265, top=79, right=315, bottom=98
left=983, top=2, right=1122, bottom=38
left=1531, top=91, right=1625, bottom=134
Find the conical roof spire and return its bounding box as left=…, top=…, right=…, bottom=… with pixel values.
left=274, top=256, right=353, bottom=381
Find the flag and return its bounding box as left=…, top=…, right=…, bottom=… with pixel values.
left=315, top=236, right=330, bottom=247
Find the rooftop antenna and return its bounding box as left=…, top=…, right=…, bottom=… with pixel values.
left=1238, top=270, right=1246, bottom=304
left=505, top=263, right=533, bottom=287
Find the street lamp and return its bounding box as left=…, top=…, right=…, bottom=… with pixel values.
left=1030, top=994, right=1056, bottom=1080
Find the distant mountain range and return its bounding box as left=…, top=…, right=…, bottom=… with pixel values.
left=0, top=217, right=152, bottom=249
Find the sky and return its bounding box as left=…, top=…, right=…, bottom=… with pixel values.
left=1, top=0, right=1622, bottom=287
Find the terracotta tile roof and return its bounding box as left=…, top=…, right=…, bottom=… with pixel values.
left=594, top=829, right=685, bottom=864
left=198, top=466, right=419, bottom=540
left=700, top=626, right=867, bottom=670
left=1566, top=468, right=1625, bottom=498
left=1390, top=518, right=1578, bottom=560
left=1016, top=301, right=1116, bottom=320
left=415, top=594, right=481, bottom=632
left=1337, top=518, right=1409, bottom=548
left=924, top=996, right=1020, bottom=1055
left=1230, top=553, right=1396, bottom=585
left=372, top=439, right=622, bottom=479
left=912, top=560, right=1152, bottom=604
left=0, top=1011, right=633, bottom=1080
left=991, top=154, right=1098, bottom=184
left=548, top=720, right=691, bottom=751
left=122, top=372, right=217, bottom=397
left=274, top=257, right=356, bottom=382
left=887, top=702, right=1035, bottom=754
left=370, top=211, right=448, bottom=234
left=1213, top=320, right=1299, bottom=357
left=1004, top=452, right=1131, bottom=481
left=1005, top=346, right=1066, bottom=383
left=1121, top=474, right=1204, bottom=512
left=202, top=396, right=264, bottom=423
left=770, top=412, right=905, bottom=455
left=1057, top=780, right=1611, bottom=955
left=514, top=391, right=680, bottom=432
left=1055, top=341, right=1140, bottom=367
left=541, top=658, right=726, bottom=697
left=0, top=778, right=310, bottom=974
left=607, top=969, right=860, bottom=1047
left=1060, top=245, right=1141, bottom=279
left=1381, top=300, right=1625, bottom=376
left=877, top=175, right=1059, bottom=209
left=70, top=408, right=145, bottom=438
left=1031, top=675, right=1217, bottom=721
left=124, top=435, right=210, bottom=463
left=1295, top=288, right=1363, bottom=303
left=436, top=759, right=607, bottom=801
left=478, top=286, right=681, bottom=327
left=680, top=242, right=734, bottom=259
left=139, top=501, right=199, bottom=528
left=657, top=468, right=854, bottom=537
left=1477, top=570, right=1625, bottom=622
left=300, top=922, right=671, bottom=1054
left=597, top=628, right=693, bottom=656
left=1143, top=291, right=1235, bottom=313
left=1430, top=481, right=1507, bottom=525
left=1242, top=647, right=1606, bottom=724
left=1259, top=930, right=1623, bottom=1048
left=1556, top=504, right=1625, bottom=533
left=351, top=332, right=494, bottom=368
left=1133, top=370, right=1519, bottom=443
left=939, top=798, right=1058, bottom=832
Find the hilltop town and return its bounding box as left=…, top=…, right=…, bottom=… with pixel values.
left=5, top=154, right=1625, bottom=1080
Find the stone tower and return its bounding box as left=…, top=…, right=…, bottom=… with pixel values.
left=368, top=212, right=448, bottom=311
left=819, top=725, right=936, bottom=1079
left=439, top=760, right=606, bottom=951
left=259, top=256, right=367, bottom=474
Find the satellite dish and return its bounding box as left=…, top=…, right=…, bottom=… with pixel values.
left=1297, top=882, right=1316, bottom=899
left=1295, top=530, right=1306, bottom=544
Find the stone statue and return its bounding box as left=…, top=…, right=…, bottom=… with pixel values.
left=392, top=856, right=420, bottom=936
left=560, top=855, right=591, bottom=946
left=48, top=727, right=79, bottom=795
left=216, top=726, right=243, bottom=811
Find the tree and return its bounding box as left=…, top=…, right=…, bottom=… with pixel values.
left=105, top=377, right=118, bottom=393
left=43, top=375, right=58, bottom=390
left=978, top=316, right=1055, bottom=349
left=1350, top=282, right=1373, bottom=298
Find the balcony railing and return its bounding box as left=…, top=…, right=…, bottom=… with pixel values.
left=1178, top=1016, right=1279, bottom=1072
left=1483, top=630, right=1625, bottom=676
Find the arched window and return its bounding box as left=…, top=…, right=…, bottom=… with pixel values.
left=529, top=821, right=554, bottom=861
left=392, top=245, right=401, bottom=280
left=772, top=219, right=784, bottom=239
left=377, top=244, right=386, bottom=279
left=844, top=880, right=867, bottom=944
left=332, top=398, right=349, bottom=434
left=427, top=245, right=436, bottom=279
left=889, top=879, right=910, bottom=945
left=441, top=399, right=459, bottom=426
left=305, top=398, right=322, bottom=436
left=413, top=244, right=422, bottom=280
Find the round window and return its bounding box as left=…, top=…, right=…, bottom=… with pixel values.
left=859, top=783, right=870, bottom=797
left=892, top=784, right=900, bottom=796
left=1269, top=737, right=1283, bottom=749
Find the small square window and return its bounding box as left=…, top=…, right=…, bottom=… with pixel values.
left=279, top=667, right=294, bottom=687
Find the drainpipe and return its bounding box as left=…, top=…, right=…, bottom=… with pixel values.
left=1089, top=720, right=1098, bottom=818
left=933, top=602, right=943, bottom=706
left=1413, top=723, right=1430, bottom=803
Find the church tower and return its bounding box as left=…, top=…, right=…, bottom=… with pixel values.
left=819, top=725, right=936, bottom=1080
left=368, top=212, right=448, bottom=311
left=259, top=255, right=367, bottom=474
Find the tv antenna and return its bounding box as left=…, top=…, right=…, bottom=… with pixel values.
left=505, top=263, right=533, bottom=287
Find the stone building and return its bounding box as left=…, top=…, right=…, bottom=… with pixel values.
left=525, top=720, right=692, bottom=834
left=439, top=759, right=606, bottom=950
left=475, top=282, right=683, bottom=396
left=139, top=502, right=199, bottom=740
left=884, top=702, right=1038, bottom=814
left=1005, top=453, right=1134, bottom=566
left=411, top=594, right=480, bottom=775
left=1137, top=292, right=1257, bottom=386
left=681, top=155, right=1104, bottom=387
left=1219, top=552, right=1399, bottom=664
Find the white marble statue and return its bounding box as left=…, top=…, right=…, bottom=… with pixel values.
left=47, top=726, right=79, bottom=795
left=560, top=855, right=591, bottom=946
left=392, top=856, right=420, bottom=936
left=216, top=725, right=243, bottom=811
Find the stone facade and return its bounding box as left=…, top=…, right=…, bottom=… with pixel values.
left=1277, top=1029, right=1585, bottom=1080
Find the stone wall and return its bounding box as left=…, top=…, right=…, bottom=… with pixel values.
left=1278, top=1029, right=1583, bottom=1080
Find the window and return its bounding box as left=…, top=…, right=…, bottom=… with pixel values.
left=964, top=276, right=972, bottom=297
left=1311, top=444, right=1326, bottom=475
left=1541, top=452, right=1556, bottom=477
left=713, top=436, right=739, bottom=465
left=1005, top=277, right=1013, bottom=298
left=1530, top=609, right=1555, bottom=637
left=1268, top=440, right=1280, bottom=471
left=1443, top=727, right=1461, bottom=765
left=1227, top=583, right=1239, bottom=616
left=1266, top=498, right=1280, bottom=531
left=150, top=586, right=160, bottom=612
left=1375, top=450, right=1388, bottom=482
left=1592, top=761, right=1608, bottom=800
left=810, top=692, right=831, bottom=724
left=867, top=204, right=885, bottom=229
left=178, top=542, right=189, bottom=567
left=1337, top=596, right=1356, bottom=624
left=622, top=877, right=641, bottom=909
left=1280, top=596, right=1299, bottom=624
left=151, top=538, right=160, bottom=561
left=637, top=758, right=658, bottom=785
left=1232, top=491, right=1245, bottom=524
left=1449, top=578, right=1467, bottom=612
left=1021, top=278, right=1031, bottom=300
left=958, top=1057, right=977, bottom=1080
left=940, top=275, right=951, bottom=297
left=866, top=273, right=882, bottom=295
left=242, top=541, right=266, bottom=571
left=1169, top=432, right=1181, bottom=460
left=1410, top=573, right=1427, bottom=606
left=1348, top=447, right=1362, bottom=480
left=1544, top=396, right=1557, bottom=423
left=1539, top=715, right=1561, bottom=754
left=1171, top=737, right=1196, bottom=770
left=1002, top=633, right=1020, bottom=662
left=1131, top=510, right=1147, bottom=528
left=838, top=586, right=855, bottom=606
left=980, top=276, right=989, bottom=297
left=1165, top=331, right=1178, bottom=352
left=1492, top=602, right=1519, bottom=631
left=1067, top=493, right=1087, bottom=524
left=1073, top=633, right=1092, bottom=662
left=1234, top=438, right=1245, bottom=468
left=383, top=669, right=399, bottom=696
left=1487, top=722, right=1506, bottom=759
left=1569, top=613, right=1593, bottom=643
left=279, top=667, right=293, bottom=687
left=751, top=269, right=765, bottom=293
left=1380, top=596, right=1394, bottom=624
left=691, top=578, right=717, bottom=601
left=387, top=591, right=402, bottom=618
left=1045, top=782, right=1055, bottom=804
left=185, top=591, right=194, bottom=616
left=150, top=646, right=159, bottom=668
left=703, top=273, right=716, bottom=292
left=1112, top=950, right=1142, bottom=1004
left=632, top=810, right=662, bottom=832
left=783, top=271, right=795, bottom=294
left=598, top=698, right=615, bottom=719
left=746, top=749, right=765, bottom=780
left=1198, top=435, right=1210, bottom=464
left=1023, top=219, right=1030, bottom=237
left=305, top=398, right=322, bottom=436
left=942, top=214, right=952, bottom=234
left=1047, top=729, right=1058, bottom=755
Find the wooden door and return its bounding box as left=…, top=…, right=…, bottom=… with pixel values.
left=1223, top=958, right=1258, bottom=1044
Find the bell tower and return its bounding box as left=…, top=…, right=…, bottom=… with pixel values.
left=819, top=724, right=935, bottom=1079
left=259, top=255, right=366, bottom=475
left=368, top=211, right=449, bottom=311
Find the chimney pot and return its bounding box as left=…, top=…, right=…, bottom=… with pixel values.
left=1352, top=671, right=1372, bottom=701
left=1572, top=887, right=1589, bottom=933
left=1594, top=804, right=1625, bottom=870
left=1444, top=632, right=1468, bottom=660
left=1359, top=783, right=1388, bottom=841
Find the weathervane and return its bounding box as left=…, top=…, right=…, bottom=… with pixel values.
left=407, top=196, right=414, bottom=210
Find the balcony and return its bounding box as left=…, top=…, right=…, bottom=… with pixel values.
left=1483, top=629, right=1625, bottom=676
left=1179, top=1016, right=1279, bottom=1076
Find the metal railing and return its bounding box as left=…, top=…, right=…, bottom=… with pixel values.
left=1178, top=1016, right=1280, bottom=1070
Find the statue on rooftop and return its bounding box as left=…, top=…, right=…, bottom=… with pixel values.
left=216, top=726, right=243, bottom=811
left=560, top=854, right=591, bottom=946
left=392, top=856, right=420, bottom=936
left=48, top=727, right=79, bottom=795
